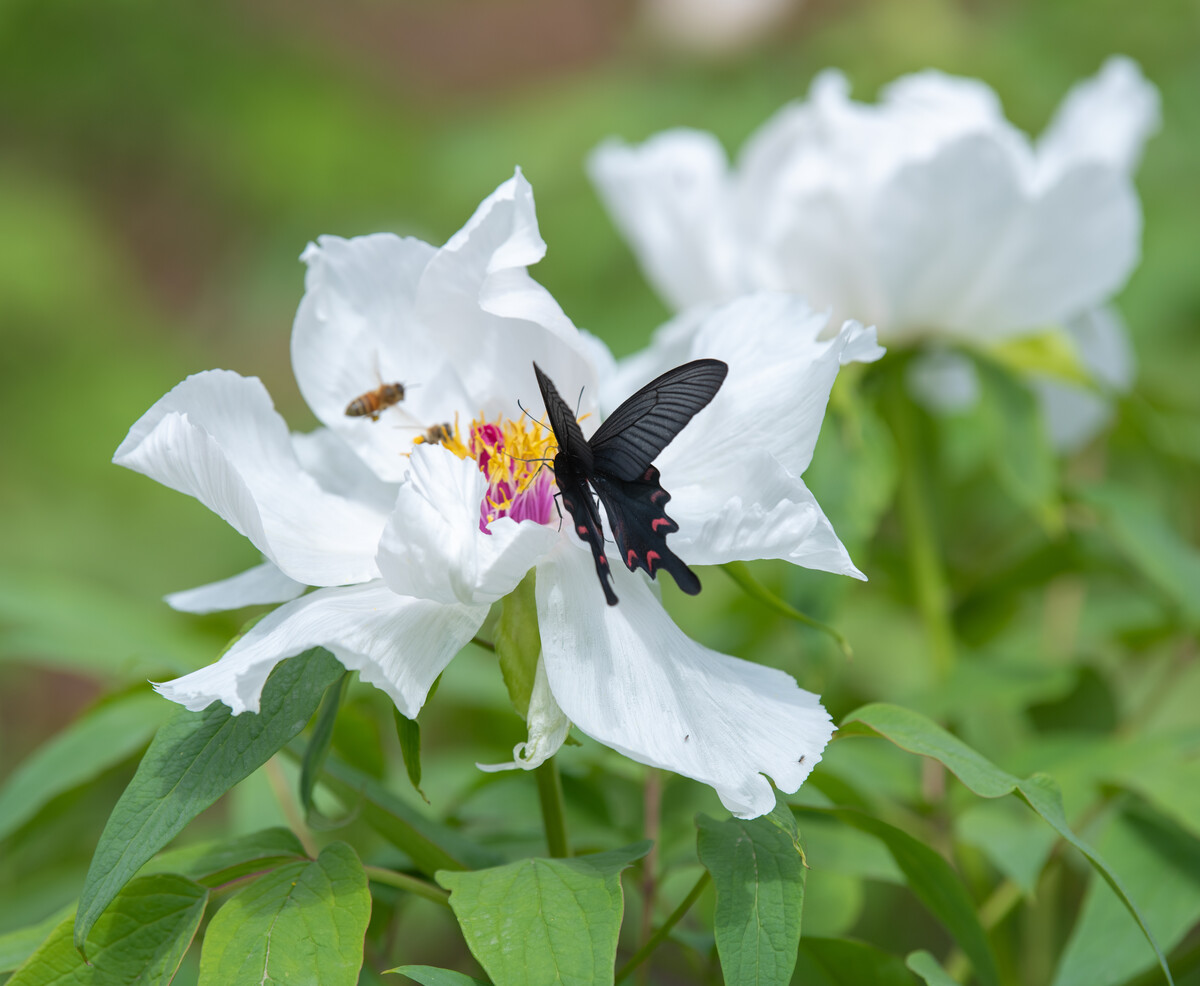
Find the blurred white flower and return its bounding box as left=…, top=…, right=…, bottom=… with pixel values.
left=115, top=171, right=882, bottom=818
left=640, top=0, right=803, bottom=56
left=590, top=57, right=1159, bottom=446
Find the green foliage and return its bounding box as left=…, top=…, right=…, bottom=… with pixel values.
left=437, top=843, right=650, bottom=986
left=197, top=842, right=371, bottom=986
left=696, top=811, right=806, bottom=986
left=2, top=0, right=1198, bottom=982
left=74, top=648, right=343, bottom=950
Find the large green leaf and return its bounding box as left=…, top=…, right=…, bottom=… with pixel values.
left=1053, top=801, right=1200, bottom=986
left=0, top=690, right=169, bottom=841
left=198, top=841, right=371, bottom=986
left=696, top=812, right=806, bottom=986
left=300, top=671, right=352, bottom=827
left=956, top=799, right=1058, bottom=898
left=792, top=937, right=919, bottom=986
left=842, top=703, right=1174, bottom=986
left=9, top=875, right=206, bottom=985
left=436, top=842, right=651, bottom=986
left=75, top=647, right=343, bottom=950
left=387, top=966, right=491, bottom=986
left=798, top=808, right=999, bottom=986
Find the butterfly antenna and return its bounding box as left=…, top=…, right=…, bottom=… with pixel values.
left=574, top=385, right=586, bottom=420
left=516, top=399, right=552, bottom=434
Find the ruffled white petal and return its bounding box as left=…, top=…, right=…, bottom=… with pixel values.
left=667, top=449, right=863, bottom=577
left=536, top=545, right=834, bottom=818
left=1037, top=56, right=1161, bottom=182
left=871, top=134, right=1140, bottom=339
left=376, top=444, right=558, bottom=607
left=588, top=130, right=746, bottom=310
left=292, top=171, right=597, bottom=483
left=291, top=427, right=398, bottom=514
left=154, top=582, right=486, bottom=718
left=476, top=657, right=571, bottom=772
left=165, top=562, right=306, bottom=614
left=114, top=370, right=388, bottom=586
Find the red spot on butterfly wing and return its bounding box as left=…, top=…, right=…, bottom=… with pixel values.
left=626, top=549, right=638, bottom=568
left=651, top=517, right=671, bottom=532
left=577, top=525, right=589, bottom=536
left=645, top=550, right=660, bottom=572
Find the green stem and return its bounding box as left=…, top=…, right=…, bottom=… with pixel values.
left=364, top=865, right=450, bottom=907
left=887, top=373, right=956, bottom=679
left=615, top=871, right=711, bottom=984
left=536, top=757, right=570, bottom=858
left=721, top=561, right=853, bottom=658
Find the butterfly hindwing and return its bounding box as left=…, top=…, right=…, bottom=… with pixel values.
left=591, top=465, right=701, bottom=595
left=589, top=359, right=728, bottom=481
left=556, top=459, right=619, bottom=606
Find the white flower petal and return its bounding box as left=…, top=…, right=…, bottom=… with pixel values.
left=376, top=444, right=558, bottom=607
left=588, top=130, right=745, bottom=310
left=1037, top=56, right=1161, bottom=182
left=165, top=562, right=306, bottom=614
left=291, top=232, right=472, bottom=483
left=1032, top=306, right=1135, bottom=452
left=668, top=448, right=863, bottom=577
left=872, top=134, right=1140, bottom=338
left=651, top=295, right=882, bottom=482
left=291, top=427, right=399, bottom=514
left=536, top=545, right=834, bottom=818
left=417, top=171, right=599, bottom=426
left=155, top=582, right=486, bottom=718
left=114, top=370, right=387, bottom=585
left=476, top=657, right=571, bottom=772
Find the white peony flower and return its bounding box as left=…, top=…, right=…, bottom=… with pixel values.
left=114, top=171, right=882, bottom=819
left=589, top=57, right=1159, bottom=446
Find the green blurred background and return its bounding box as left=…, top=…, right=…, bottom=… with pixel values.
left=1, top=0, right=1198, bottom=973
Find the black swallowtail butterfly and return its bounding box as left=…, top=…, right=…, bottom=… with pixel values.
left=533, top=358, right=728, bottom=605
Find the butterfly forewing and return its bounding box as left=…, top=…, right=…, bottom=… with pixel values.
left=589, top=359, right=728, bottom=481
left=533, top=362, right=592, bottom=473
left=531, top=357, right=728, bottom=605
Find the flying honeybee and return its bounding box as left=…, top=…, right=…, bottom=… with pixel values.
left=344, top=381, right=406, bottom=422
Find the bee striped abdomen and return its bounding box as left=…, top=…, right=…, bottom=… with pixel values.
left=344, top=382, right=406, bottom=421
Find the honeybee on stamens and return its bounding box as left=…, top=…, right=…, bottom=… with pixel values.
left=344, top=382, right=406, bottom=422
left=416, top=422, right=454, bottom=446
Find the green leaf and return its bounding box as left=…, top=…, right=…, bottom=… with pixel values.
left=975, top=358, right=1061, bottom=532
left=436, top=841, right=652, bottom=986
left=0, top=905, right=73, bottom=974
left=957, top=799, right=1058, bottom=898
left=792, top=937, right=919, bottom=986
left=721, top=560, right=852, bottom=657
left=394, top=708, right=427, bottom=802
left=905, top=950, right=960, bottom=986
left=300, top=671, right=353, bottom=827
left=842, top=703, right=1175, bottom=986
left=799, top=807, right=999, bottom=986
left=387, top=966, right=491, bottom=986
left=1076, top=482, right=1200, bottom=627
left=198, top=842, right=371, bottom=986
left=75, top=647, right=343, bottom=951
left=1052, top=801, right=1200, bottom=986
left=495, top=570, right=541, bottom=718
left=9, top=875, right=206, bottom=986
left=0, top=689, right=170, bottom=841
left=143, top=827, right=308, bottom=886
left=696, top=812, right=806, bottom=986
left=317, top=752, right=501, bottom=875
